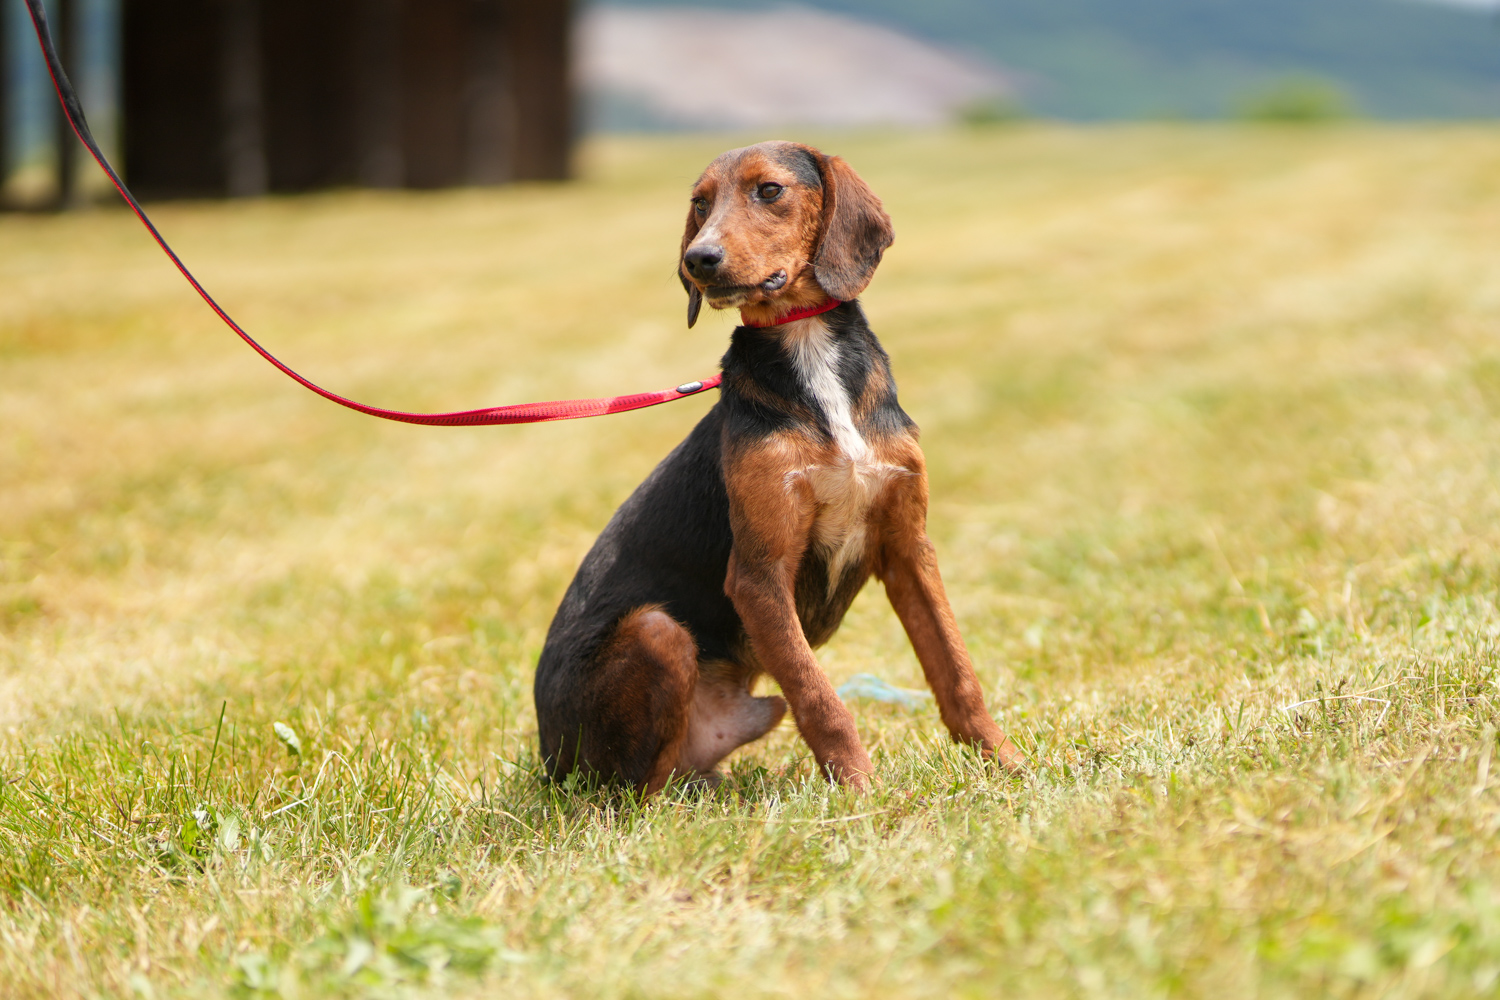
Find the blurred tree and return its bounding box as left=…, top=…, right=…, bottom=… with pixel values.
left=956, top=95, right=1028, bottom=127
left=1235, top=75, right=1358, bottom=122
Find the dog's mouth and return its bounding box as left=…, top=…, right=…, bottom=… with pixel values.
left=759, top=270, right=788, bottom=292
left=701, top=270, right=789, bottom=308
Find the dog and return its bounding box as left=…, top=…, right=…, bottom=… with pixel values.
left=534, top=141, right=1021, bottom=792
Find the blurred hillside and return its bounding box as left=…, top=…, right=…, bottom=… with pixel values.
left=591, top=0, right=1500, bottom=121
left=578, top=6, right=1015, bottom=130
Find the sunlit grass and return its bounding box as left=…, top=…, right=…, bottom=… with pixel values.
left=3, top=126, right=1500, bottom=998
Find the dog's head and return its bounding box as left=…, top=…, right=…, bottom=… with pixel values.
left=678, top=141, right=894, bottom=328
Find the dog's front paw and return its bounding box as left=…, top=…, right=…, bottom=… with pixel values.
left=821, top=749, right=875, bottom=791
left=983, top=736, right=1028, bottom=774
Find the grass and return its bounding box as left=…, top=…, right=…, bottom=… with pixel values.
left=3, top=125, right=1500, bottom=998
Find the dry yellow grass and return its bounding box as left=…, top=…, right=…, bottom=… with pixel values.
left=3, top=126, right=1500, bottom=998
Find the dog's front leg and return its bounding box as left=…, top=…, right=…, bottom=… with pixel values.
left=726, top=551, right=874, bottom=787
left=723, top=443, right=874, bottom=788
left=878, top=472, right=1025, bottom=770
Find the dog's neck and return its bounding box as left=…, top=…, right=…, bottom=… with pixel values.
left=781, top=315, right=871, bottom=463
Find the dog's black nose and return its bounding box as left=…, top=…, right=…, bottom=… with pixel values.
left=684, top=244, right=725, bottom=278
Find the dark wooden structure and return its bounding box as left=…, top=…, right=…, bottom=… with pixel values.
left=0, top=0, right=571, bottom=203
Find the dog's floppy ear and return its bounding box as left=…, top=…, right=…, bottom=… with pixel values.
left=812, top=154, right=895, bottom=301
left=679, top=202, right=705, bottom=328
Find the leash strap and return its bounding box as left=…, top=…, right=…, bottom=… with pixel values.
left=22, top=0, right=719, bottom=426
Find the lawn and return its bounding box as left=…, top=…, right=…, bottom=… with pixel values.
left=3, top=125, right=1500, bottom=998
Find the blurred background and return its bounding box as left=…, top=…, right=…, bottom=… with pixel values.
left=3, top=0, right=1499, bottom=208
left=8, top=0, right=1500, bottom=211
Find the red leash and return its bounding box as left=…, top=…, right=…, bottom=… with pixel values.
left=23, top=0, right=719, bottom=426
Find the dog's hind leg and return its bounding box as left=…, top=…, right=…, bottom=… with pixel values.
left=551, top=608, right=786, bottom=794
left=559, top=606, right=701, bottom=794
left=679, top=660, right=787, bottom=778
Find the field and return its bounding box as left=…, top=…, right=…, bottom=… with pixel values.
left=3, top=126, right=1500, bottom=998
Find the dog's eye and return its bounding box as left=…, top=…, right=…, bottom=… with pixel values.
left=692, top=197, right=709, bottom=215
left=757, top=183, right=784, bottom=201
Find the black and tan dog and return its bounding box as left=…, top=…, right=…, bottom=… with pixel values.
left=534, top=141, right=1021, bottom=792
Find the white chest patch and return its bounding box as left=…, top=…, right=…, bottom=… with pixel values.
left=784, top=317, right=908, bottom=592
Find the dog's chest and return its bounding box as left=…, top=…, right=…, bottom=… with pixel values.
left=785, top=320, right=906, bottom=588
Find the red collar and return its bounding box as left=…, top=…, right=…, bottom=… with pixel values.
left=741, top=298, right=842, bottom=328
